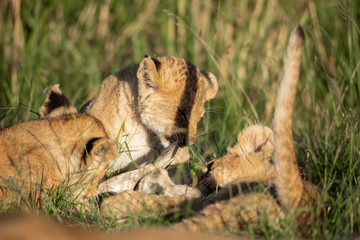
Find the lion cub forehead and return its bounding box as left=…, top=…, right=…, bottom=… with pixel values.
left=138, top=55, right=218, bottom=102
left=154, top=56, right=203, bottom=89
left=155, top=56, right=186, bottom=68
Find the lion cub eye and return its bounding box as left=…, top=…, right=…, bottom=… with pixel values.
left=177, top=107, right=188, bottom=121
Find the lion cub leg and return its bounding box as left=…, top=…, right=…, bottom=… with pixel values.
left=178, top=192, right=283, bottom=233
left=101, top=190, right=196, bottom=223
left=73, top=138, right=118, bottom=199
left=100, top=168, right=200, bottom=222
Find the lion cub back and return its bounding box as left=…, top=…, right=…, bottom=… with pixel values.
left=0, top=85, right=118, bottom=201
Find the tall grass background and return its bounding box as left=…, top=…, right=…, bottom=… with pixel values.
left=0, top=0, right=359, bottom=238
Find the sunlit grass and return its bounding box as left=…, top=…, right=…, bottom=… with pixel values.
left=0, top=0, right=359, bottom=238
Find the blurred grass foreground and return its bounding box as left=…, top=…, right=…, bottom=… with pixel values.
left=0, top=0, right=359, bottom=239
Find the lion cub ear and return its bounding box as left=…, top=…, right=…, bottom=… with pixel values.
left=229, top=125, right=274, bottom=156
left=137, top=55, right=161, bottom=90
left=39, top=84, right=77, bottom=119
left=200, top=70, right=218, bottom=101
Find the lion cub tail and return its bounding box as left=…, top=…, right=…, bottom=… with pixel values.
left=273, top=26, right=305, bottom=208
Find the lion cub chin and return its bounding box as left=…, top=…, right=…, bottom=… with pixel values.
left=80, top=56, right=218, bottom=182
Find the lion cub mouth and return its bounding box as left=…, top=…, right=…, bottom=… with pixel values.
left=159, top=139, right=180, bottom=160
left=158, top=133, right=186, bottom=159
left=165, top=134, right=187, bottom=148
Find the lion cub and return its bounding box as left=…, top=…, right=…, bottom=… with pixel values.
left=80, top=56, right=218, bottom=181
left=179, top=26, right=322, bottom=235
left=0, top=85, right=118, bottom=204
left=101, top=26, right=323, bottom=237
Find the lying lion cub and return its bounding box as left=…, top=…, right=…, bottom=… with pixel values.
left=100, top=26, right=323, bottom=236
left=0, top=85, right=118, bottom=205
left=179, top=26, right=322, bottom=236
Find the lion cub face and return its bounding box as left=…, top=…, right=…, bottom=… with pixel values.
left=196, top=125, right=275, bottom=196
left=137, top=56, right=218, bottom=148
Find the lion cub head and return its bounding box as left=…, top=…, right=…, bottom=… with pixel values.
left=196, top=125, right=275, bottom=196
left=137, top=56, right=218, bottom=148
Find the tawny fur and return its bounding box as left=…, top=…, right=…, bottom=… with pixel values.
left=135, top=168, right=201, bottom=198
left=101, top=26, right=323, bottom=236
left=0, top=215, right=243, bottom=240
left=0, top=86, right=118, bottom=204
left=39, top=84, right=78, bottom=119
left=196, top=125, right=275, bottom=196
left=100, top=168, right=201, bottom=222
left=178, top=26, right=322, bottom=235
left=101, top=190, right=193, bottom=223
left=37, top=85, right=191, bottom=198
left=96, top=155, right=200, bottom=197
left=272, top=26, right=305, bottom=208
left=80, top=56, right=218, bottom=184
left=178, top=193, right=283, bottom=233
left=36, top=83, right=201, bottom=212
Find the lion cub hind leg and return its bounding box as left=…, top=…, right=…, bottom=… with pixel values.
left=178, top=192, right=283, bottom=233
left=101, top=190, right=194, bottom=223
left=39, top=84, right=77, bottom=119
left=72, top=138, right=118, bottom=199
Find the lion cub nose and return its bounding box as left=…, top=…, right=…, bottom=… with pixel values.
left=179, top=137, right=187, bottom=147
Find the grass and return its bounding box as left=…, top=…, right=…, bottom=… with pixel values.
left=1, top=0, right=359, bottom=238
